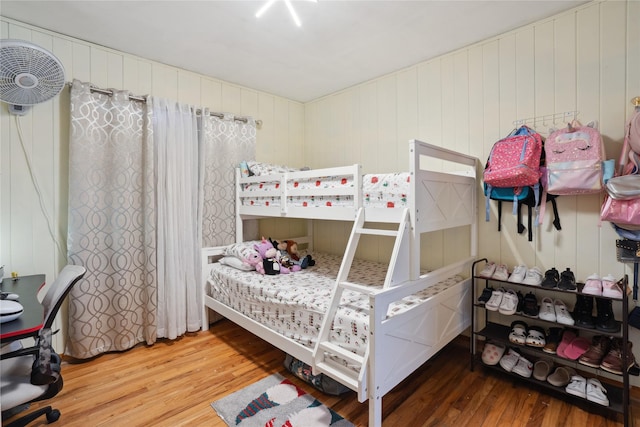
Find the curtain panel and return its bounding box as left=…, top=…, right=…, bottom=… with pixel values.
left=66, top=80, right=157, bottom=359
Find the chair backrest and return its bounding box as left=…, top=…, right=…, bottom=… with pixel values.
left=41, top=265, right=86, bottom=329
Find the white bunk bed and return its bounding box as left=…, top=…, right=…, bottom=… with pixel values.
left=201, top=139, right=478, bottom=426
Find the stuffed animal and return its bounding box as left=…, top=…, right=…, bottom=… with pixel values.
left=282, top=239, right=315, bottom=269
left=253, top=238, right=281, bottom=275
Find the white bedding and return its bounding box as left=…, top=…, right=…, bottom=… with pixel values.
left=207, top=252, right=463, bottom=359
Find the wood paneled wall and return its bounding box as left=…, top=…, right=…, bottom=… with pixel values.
left=304, top=0, right=640, bottom=280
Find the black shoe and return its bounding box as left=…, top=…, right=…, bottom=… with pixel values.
left=596, top=298, right=620, bottom=333
left=522, top=292, right=539, bottom=318
left=477, top=287, right=493, bottom=304
left=541, top=268, right=560, bottom=288
left=557, top=268, right=577, bottom=291
left=515, top=291, right=525, bottom=315
left=574, top=294, right=595, bottom=329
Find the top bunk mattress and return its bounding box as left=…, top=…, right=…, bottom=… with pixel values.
left=206, top=252, right=464, bottom=358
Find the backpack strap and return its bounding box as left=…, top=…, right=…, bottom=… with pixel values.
left=516, top=201, right=532, bottom=241
left=497, top=200, right=502, bottom=232
left=551, top=197, right=561, bottom=230
left=485, top=184, right=492, bottom=222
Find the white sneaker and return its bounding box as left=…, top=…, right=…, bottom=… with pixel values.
left=554, top=299, right=575, bottom=325
left=602, top=274, right=623, bottom=299
left=508, top=265, right=527, bottom=283
left=582, top=274, right=602, bottom=296
left=522, top=266, right=543, bottom=286
left=478, top=262, right=496, bottom=278
left=512, top=356, right=534, bottom=378
left=538, top=297, right=556, bottom=322
left=498, top=289, right=519, bottom=315
left=485, top=288, right=504, bottom=311
left=565, top=375, right=587, bottom=398
left=499, top=348, right=520, bottom=372
left=586, top=378, right=609, bottom=406
left=492, top=264, right=509, bottom=281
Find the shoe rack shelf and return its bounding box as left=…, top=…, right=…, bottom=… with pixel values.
left=470, top=258, right=633, bottom=426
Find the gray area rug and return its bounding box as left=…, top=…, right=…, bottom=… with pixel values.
left=211, top=373, right=354, bottom=427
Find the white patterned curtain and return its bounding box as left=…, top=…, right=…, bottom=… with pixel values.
left=67, top=79, right=157, bottom=359
left=151, top=97, right=201, bottom=339
left=201, top=112, right=256, bottom=247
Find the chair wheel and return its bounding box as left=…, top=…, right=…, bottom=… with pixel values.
left=46, top=409, right=60, bottom=423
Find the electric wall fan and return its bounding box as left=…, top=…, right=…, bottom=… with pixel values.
left=0, top=39, right=66, bottom=115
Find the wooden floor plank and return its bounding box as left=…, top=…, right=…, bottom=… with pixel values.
left=2, top=319, right=638, bottom=426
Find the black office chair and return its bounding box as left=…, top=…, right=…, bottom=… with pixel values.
left=1, top=265, right=86, bottom=426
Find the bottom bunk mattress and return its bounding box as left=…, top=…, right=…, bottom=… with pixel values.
left=206, top=252, right=464, bottom=358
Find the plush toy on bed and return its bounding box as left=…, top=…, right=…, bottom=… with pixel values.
left=269, top=238, right=301, bottom=273
left=283, top=240, right=315, bottom=268
left=253, top=238, right=281, bottom=275
left=270, top=239, right=315, bottom=269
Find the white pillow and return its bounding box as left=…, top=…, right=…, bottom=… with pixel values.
left=224, top=241, right=260, bottom=260
left=219, top=256, right=255, bottom=271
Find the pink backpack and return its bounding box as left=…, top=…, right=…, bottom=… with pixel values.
left=483, top=126, right=543, bottom=189
left=545, top=121, right=605, bottom=195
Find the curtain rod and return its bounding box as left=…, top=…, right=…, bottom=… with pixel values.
left=67, top=82, right=262, bottom=127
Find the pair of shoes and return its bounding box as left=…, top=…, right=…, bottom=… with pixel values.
left=508, top=265, right=527, bottom=283
left=525, top=326, right=546, bottom=348
left=579, top=335, right=612, bottom=368
left=600, top=338, right=637, bottom=375
left=539, top=297, right=574, bottom=325
left=499, top=348, right=533, bottom=377
left=498, top=289, right=519, bottom=315
left=522, top=267, right=543, bottom=286
left=547, top=366, right=576, bottom=387
left=582, top=274, right=621, bottom=297
left=541, top=267, right=560, bottom=288
left=566, top=376, right=609, bottom=406
left=478, top=261, right=496, bottom=278
left=477, top=287, right=494, bottom=304
left=558, top=268, right=577, bottom=291
left=522, top=292, right=539, bottom=317
left=574, top=295, right=595, bottom=328
left=557, top=329, right=590, bottom=360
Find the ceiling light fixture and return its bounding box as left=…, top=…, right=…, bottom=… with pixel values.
left=255, top=0, right=317, bottom=27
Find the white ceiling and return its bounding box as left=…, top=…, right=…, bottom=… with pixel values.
left=1, top=0, right=588, bottom=103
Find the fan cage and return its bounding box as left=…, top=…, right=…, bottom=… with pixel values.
left=0, top=39, right=66, bottom=106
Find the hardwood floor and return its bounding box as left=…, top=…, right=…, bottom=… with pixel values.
left=3, top=320, right=638, bottom=427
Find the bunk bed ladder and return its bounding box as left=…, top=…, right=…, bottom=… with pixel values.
left=313, top=207, right=411, bottom=392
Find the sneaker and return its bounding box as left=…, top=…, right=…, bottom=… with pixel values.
left=586, top=378, right=609, bottom=406
left=508, top=265, right=527, bottom=283
left=499, top=348, right=520, bottom=372
left=602, top=274, right=623, bottom=299
left=512, top=356, right=534, bottom=378
left=485, top=288, right=504, bottom=311
left=554, top=299, right=575, bottom=326
left=565, top=374, right=587, bottom=398
left=492, top=264, right=509, bottom=281
left=541, top=267, right=560, bottom=288
left=477, top=287, right=494, bottom=304
left=478, top=262, right=496, bottom=278
left=498, top=289, right=519, bottom=315
left=557, top=268, right=577, bottom=291
left=522, top=267, right=543, bottom=286
left=515, top=291, right=525, bottom=315
left=538, top=297, right=556, bottom=322
left=522, top=292, right=539, bottom=318
left=582, top=274, right=602, bottom=296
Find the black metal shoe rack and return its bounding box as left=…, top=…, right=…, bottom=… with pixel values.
left=470, top=258, right=635, bottom=426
